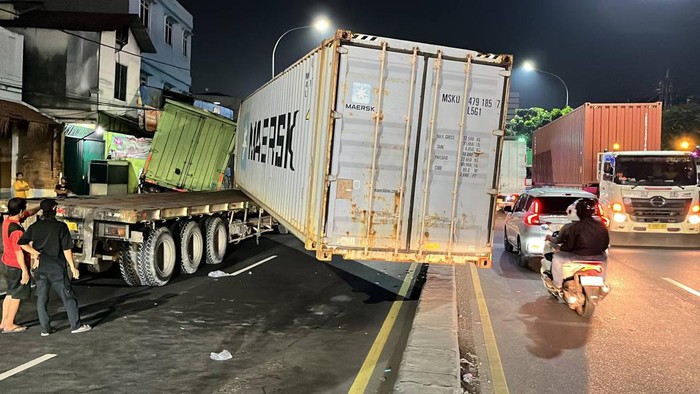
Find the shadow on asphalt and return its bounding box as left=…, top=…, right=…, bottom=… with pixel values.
left=494, top=250, right=542, bottom=280
left=517, top=296, right=593, bottom=359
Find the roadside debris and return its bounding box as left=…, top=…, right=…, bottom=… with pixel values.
left=208, top=270, right=233, bottom=278
left=210, top=350, right=233, bottom=361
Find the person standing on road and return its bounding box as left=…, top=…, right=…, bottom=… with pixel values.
left=1, top=198, right=39, bottom=333
left=14, top=172, right=30, bottom=199
left=18, top=199, right=91, bottom=336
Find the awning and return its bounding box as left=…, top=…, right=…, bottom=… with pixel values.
left=97, top=111, right=148, bottom=137
left=0, top=98, right=60, bottom=124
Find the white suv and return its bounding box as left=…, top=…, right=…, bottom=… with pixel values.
left=503, top=188, right=605, bottom=267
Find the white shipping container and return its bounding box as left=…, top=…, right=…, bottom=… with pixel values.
left=498, top=139, right=527, bottom=196
left=235, top=30, right=512, bottom=266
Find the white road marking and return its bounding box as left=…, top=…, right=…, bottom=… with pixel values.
left=0, top=292, right=6, bottom=297
left=663, top=277, right=700, bottom=298
left=230, top=255, right=277, bottom=276
left=0, top=354, right=57, bottom=381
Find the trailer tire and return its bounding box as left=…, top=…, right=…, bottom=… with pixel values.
left=137, top=227, right=177, bottom=286
left=204, top=216, right=228, bottom=265
left=118, top=243, right=142, bottom=286
left=179, top=220, right=204, bottom=274
left=276, top=224, right=289, bottom=235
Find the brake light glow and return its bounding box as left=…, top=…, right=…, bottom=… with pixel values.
left=596, top=203, right=610, bottom=227
left=524, top=199, right=541, bottom=225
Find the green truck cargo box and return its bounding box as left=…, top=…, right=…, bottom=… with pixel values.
left=143, top=99, right=236, bottom=191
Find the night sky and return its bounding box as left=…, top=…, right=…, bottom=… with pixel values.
left=177, top=0, right=700, bottom=109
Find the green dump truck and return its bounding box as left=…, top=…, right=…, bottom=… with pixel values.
left=141, top=99, right=236, bottom=192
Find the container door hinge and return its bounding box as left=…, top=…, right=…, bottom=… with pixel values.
left=337, top=47, right=349, bottom=54
left=499, top=70, right=512, bottom=77
left=332, top=111, right=343, bottom=119
left=327, top=174, right=338, bottom=183
left=492, top=129, right=505, bottom=136
left=486, top=188, right=498, bottom=195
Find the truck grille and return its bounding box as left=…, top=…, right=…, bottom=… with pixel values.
left=625, top=198, right=691, bottom=223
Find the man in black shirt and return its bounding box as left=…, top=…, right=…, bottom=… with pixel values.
left=18, top=199, right=91, bottom=336
left=54, top=177, right=70, bottom=198
left=545, top=199, right=609, bottom=288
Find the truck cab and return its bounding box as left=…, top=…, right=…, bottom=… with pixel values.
left=597, top=151, right=700, bottom=235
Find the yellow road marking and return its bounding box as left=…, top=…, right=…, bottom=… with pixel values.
left=470, top=263, right=510, bottom=394
left=349, top=262, right=419, bottom=394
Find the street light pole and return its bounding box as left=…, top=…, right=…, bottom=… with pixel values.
left=522, top=61, right=569, bottom=108
left=535, top=69, right=569, bottom=108
left=271, top=26, right=312, bottom=79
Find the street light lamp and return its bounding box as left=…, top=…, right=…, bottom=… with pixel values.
left=522, top=60, right=569, bottom=107
left=271, top=17, right=331, bottom=78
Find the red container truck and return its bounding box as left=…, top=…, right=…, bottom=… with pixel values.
left=532, top=102, right=662, bottom=189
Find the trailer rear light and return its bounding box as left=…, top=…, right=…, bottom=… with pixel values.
left=56, top=207, right=66, bottom=216
left=99, top=223, right=129, bottom=239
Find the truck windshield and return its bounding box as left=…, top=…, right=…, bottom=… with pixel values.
left=614, top=156, right=697, bottom=186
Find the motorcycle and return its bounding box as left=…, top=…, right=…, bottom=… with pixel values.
left=540, top=230, right=610, bottom=319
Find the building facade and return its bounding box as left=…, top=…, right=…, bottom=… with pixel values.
left=131, top=0, right=192, bottom=93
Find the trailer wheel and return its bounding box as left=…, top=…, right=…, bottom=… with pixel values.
left=118, top=243, right=142, bottom=286
left=276, top=224, right=289, bottom=235
left=179, top=220, right=204, bottom=274
left=204, top=216, right=228, bottom=265
left=137, top=227, right=177, bottom=286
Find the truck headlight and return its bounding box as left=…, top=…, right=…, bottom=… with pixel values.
left=689, top=215, right=700, bottom=225
left=613, top=213, right=627, bottom=223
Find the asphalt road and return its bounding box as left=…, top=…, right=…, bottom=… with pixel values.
left=468, top=216, right=700, bottom=393
left=0, top=234, right=424, bottom=393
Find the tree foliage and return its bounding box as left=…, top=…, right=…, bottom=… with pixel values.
left=506, top=106, right=573, bottom=147
left=661, top=103, right=700, bottom=150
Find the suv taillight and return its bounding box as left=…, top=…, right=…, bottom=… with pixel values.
left=524, top=199, right=541, bottom=225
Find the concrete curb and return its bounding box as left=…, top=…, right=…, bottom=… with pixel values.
left=394, top=265, right=461, bottom=393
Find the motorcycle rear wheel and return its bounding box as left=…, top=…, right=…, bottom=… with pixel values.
left=580, top=286, right=598, bottom=320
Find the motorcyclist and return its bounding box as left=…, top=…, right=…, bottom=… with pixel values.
left=542, top=198, right=610, bottom=288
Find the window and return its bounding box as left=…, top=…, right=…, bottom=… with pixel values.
left=116, top=25, right=129, bottom=50
left=164, top=18, right=173, bottom=46
left=139, top=0, right=150, bottom=31
left=114, top=63, right=128, bottom=101
left=140, top=73, right=149, bottom=86
left=182, top=32, right=189, bottom=57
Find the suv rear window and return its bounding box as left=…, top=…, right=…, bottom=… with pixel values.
left=527, top=196, right=594, bottom=214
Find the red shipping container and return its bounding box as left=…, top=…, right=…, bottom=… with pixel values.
left=532, top=102, right=662, bottom=187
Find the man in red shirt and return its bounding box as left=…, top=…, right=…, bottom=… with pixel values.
left=1, top=198, right=37, bottom=333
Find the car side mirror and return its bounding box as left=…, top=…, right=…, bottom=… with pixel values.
left=503, top=206, right=513, bottom=213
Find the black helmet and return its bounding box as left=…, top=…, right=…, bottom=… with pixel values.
left=574, top=198, right=596, bottom=219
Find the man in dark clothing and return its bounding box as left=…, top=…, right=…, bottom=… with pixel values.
left=18, top=199, right=91, bottom=336
left=54, top=177, right=70, bottom=198
left=544, top=199, right=610, bottom=288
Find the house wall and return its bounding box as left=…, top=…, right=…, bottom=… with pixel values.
left=134, top=0, right=192, bottom=92
left=0, top=26, right=23, bottom=101
left=98, top=29, right=142, bottom=119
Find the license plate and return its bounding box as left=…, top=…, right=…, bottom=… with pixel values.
left=66, top=221, right=78, bottom=232
left=648, top=223, right=667, bottom=230
left=580, top=276, right=604, bottom=286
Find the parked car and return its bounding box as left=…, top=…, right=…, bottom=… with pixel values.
left=503, top=188, right=606, bottom=267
